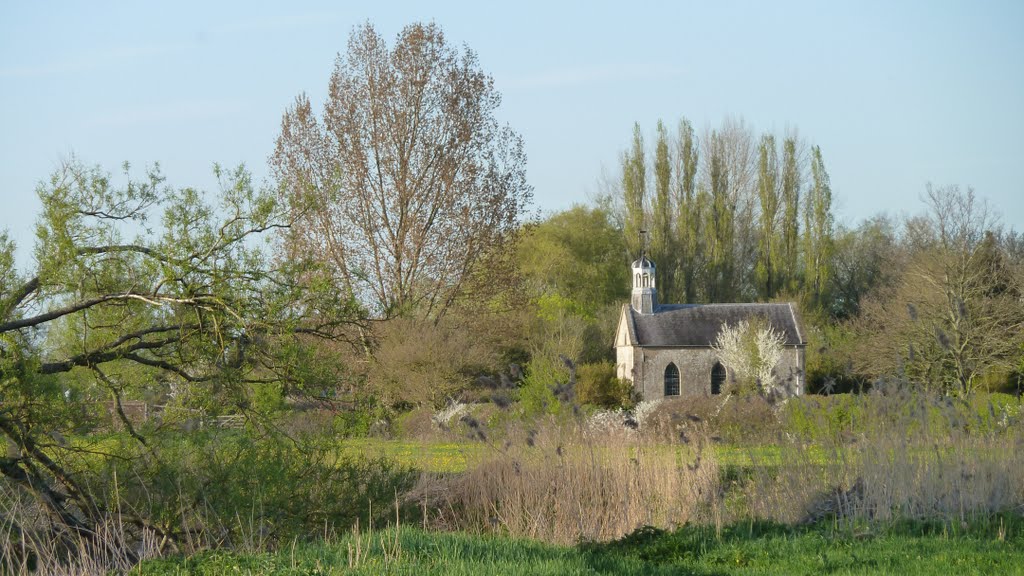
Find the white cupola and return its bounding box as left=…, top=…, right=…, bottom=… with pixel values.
left=630, top=253, right=657, bottom=314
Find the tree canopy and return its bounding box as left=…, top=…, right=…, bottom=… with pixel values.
left=272, top=22, right=532, bottom=320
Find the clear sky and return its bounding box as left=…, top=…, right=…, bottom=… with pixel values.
left=2, top=1, right=1022, bottom=268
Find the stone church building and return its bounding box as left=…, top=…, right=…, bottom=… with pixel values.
left=614, top=254, right=806, bottom=400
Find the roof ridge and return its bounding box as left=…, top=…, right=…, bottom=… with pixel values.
left=788, top=302, right=804, bottom=344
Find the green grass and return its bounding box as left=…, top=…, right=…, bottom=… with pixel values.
left=334, top=438, right=825, bottom=474
left=135, top=518, right=1024, bottom=575
left=337, top=438, right=485, bottom=473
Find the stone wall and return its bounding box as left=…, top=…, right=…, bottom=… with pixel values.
left=621, top=346, right=805, bottom=400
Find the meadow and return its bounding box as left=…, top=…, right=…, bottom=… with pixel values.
left=3, top=389, right=1022, bottom=574
left=123, top=389, right=1024, bottom=574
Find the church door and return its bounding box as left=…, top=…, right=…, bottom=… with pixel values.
left=711, top=363, right=726, bottom=395
left=664, top=363, right=680, bottom=396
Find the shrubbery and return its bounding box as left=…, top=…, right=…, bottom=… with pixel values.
left=575, top=361, right=633, bottom=408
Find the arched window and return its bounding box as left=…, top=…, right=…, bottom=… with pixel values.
left=711, top=363, right=726, bottom=395
left=664, top=363, right=680, bottom=396
left=642, top=273, right=650, bottom=288
left=635, top=273, right=641, bottom=286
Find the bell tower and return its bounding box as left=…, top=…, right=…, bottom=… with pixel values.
left=630, top=252, right=657, bottom=314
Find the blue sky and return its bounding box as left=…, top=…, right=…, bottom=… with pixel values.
left=2, top=1, right=1022, bottom=267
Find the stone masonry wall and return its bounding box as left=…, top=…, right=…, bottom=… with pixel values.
left=627, top=346, right=804, bottom=400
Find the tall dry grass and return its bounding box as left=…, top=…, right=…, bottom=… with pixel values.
left=416, top=389, right=1023, bottom=544
left=0, top=482, right=159, bottom=575
left=732, top=388, right=1024, bottom=527
left=412, top=420, right=719, bottom=545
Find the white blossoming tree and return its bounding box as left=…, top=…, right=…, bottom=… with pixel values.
left=711, top=318, right=787, bottom=400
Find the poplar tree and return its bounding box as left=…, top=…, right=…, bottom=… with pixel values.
left=622, top=123, right=647, bottom=258
left=803, top=145, right=834, bottom=308
left=651, top=120, right=674, bottom=297
left=780, top=137, right=802, bottom=292
left=706, top=131, right=735, bottom=301
left=755, top=134, right=781, bottom=299
left=675, top=118, right=700, bottom=303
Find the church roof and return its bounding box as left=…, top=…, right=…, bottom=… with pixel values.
left=624, top=302, right=805, bottom=347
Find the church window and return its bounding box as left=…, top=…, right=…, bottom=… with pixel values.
left=664, top=363, right=680, bottom=396
left=711, top=363, right=726, bottom=395
left=642, top=273, right=650, bottom=288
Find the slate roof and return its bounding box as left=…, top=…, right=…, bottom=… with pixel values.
left=625, top=303, right=805, bottom=347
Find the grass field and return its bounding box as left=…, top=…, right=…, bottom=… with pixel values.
left=335, top=438, right=826, bottom=474
left=338, top=438, right=483, bottom=473
left=135, top=518, right=1024, bottom=575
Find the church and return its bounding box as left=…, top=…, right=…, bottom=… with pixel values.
left=614, top=254, right=806, bottom=400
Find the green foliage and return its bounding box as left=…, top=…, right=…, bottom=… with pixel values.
left=705, top=130, right=736, bottom=302
left=249, top=382, right=285, bottom=413
left=99, top=428, right=418, bottom=545
left=803, top=321, right=866, bottom=394
left=675, top=118, right=701, bottom=304
left=0, top=159, right=360, bottom=551
left=333, top=398, right=391, bottom=438
left=755, top=134, right=781, bottom=300
left=622, top=124, right=646, bottom=258
left=593, top=518, right=1024, bottom=576
left=782, top=391, right=1023, bottom=443
left=519, top=355, right=566, bottom=417
left=575, top=361, right=633, bottom=409
left=803, top=145, right=834, bottom=310
left=780, top=137, right=802, bottom=294
left=650, top=120, right=674, bottom=298
left=518, top=206, right=629, bottom=315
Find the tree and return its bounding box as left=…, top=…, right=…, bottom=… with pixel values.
left=272, top=22, right=531, bottom=320
left=853, top=186, right=1024, bottom=396
left=0, top=160, right=349, bottom=550
left=705, top=130, right=735, bottom=301
left=674, top=118, right=700, bottom=303
left=830, top=216, right=898, bottom=319
left=779, top=137, right=801, bottom=292
left=755, top=134, right=781, bottom=299
left=517, top=206, right=629, bottom=315
left=516, top=207, right=629, bottom=402
left=803, top=146, right=834, bottom=308
left=711, top=318, right=787, bottom=400
left=651, top=121, right=674, bottom=298
left=622, top=123, right=647, bottom=258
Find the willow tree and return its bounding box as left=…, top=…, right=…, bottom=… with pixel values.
left=272, top=22, right=531, bottom=320
left=0, top=161, right=350, bottom=552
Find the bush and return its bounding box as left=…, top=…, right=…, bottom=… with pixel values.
left=576, top=361, right=633, bottom=408
left=642, top=395, right=783, bottom=445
